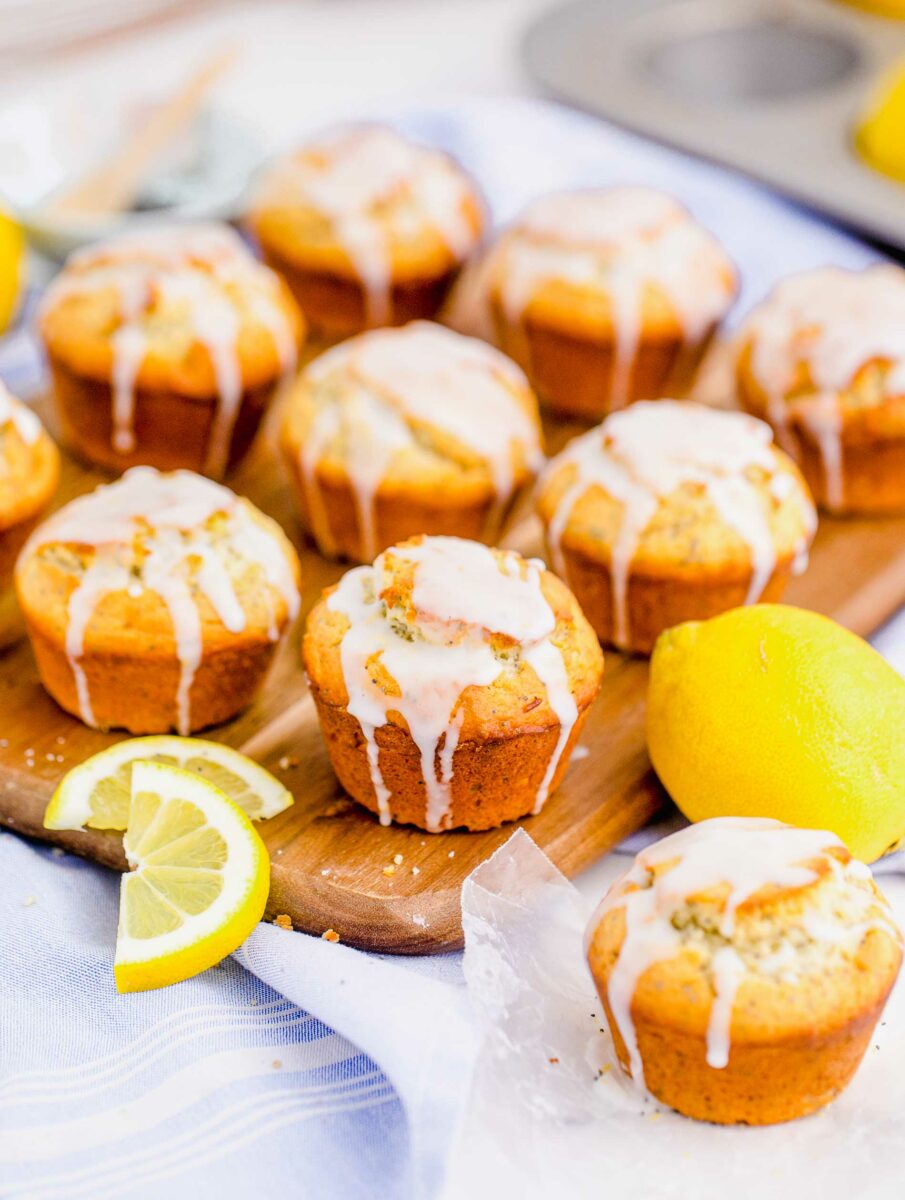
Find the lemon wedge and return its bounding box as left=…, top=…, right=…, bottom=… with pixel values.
left=114, top=761, right=270, bottom=993
left=44, top=736, right=293, bottom=832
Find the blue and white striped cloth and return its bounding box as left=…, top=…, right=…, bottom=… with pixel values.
left=2, top=97, right=903, bottom=1200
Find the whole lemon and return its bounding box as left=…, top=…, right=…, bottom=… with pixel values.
left=647, top=605, right=905, bottom=862
left=0, top=206, right=24, bottom=334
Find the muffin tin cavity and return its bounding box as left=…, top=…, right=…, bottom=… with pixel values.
left=641, top=18, right=861, bottom=104
left=524, top=0, right=905, bottom=248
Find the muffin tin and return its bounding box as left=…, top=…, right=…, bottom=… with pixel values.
left=522, top=0, right=905, bottom=249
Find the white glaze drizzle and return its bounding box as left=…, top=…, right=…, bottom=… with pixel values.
left=25, top=466, right=299, bottom=733
left=587, top=817, right=889, bottom=1089
left=326, top=536, right=576, bottom=831
left=742, top=264, right=905, bottom=511
left=41, top=224, right=297, bottom=477
left=300, top=322, right=543, bottom=557
left=448, top=188, right=734, bottom=407
left=542, top=401, right=816, bottom=649
left=0, top=380, right=41, bottom=445
left=254, top=126, right=479, bottom=327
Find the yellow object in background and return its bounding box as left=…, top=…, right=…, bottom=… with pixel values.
left=856, top=56, right=905, bottom=182
left=838, top=0, right=905, bottom=17
left=647, top=605, right=905, bottom=863
left=0, top=206, right=24, bottom=334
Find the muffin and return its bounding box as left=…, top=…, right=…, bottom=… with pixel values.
left=39, top=223, right=304, bottom=479
left=303, top=535, right=603, bottom=831
left=16, top=466, right=300, bottom=734
left=535, top=401, right=817, bottom=654
left=280, top=321, right=543, bottom=561
left=736, top=264, right=905, bottom=514
left=586, top=816, right=903, bottom=1125
left=0, top=382, right=60, bottom=646
left=247, top=125, right=485, bottom=337
left=444, top=187, right=737, bottom=420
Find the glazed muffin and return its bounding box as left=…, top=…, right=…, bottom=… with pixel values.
left=247, top=125, right=485, bottom=337
left=16, top=466, right=300, bottom=734
left=736, top=264, right=905, bottom=514
left=0, top=382, right=60, bottom=646
left=444, top=187, right=737, bottom=420
left=280, top=321, right=543, bottom=561
left=40, top=223, right=304, bottom=478
left=535, top=401, right=817, bottom=654
left=586, top=817, right=903, bottom=1125
left=303, top=535, right=603, bottom=831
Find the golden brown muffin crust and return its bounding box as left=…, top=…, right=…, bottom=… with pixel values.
left=16, top=468, right=301, bottom=733
left=586, top=819, right=903, bottom=1123
left=247, top=125, right=485, bottom=284
left=305, top=548, right=601, bottom=744
left=280, top=323, right=543, bottom=559
left=40, top=225, right=304, bottom=397
left=0, top=389, right=59, bottom=532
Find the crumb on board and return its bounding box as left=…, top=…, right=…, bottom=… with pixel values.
left=393, top=853, right=404, bottom=866
left=382, top=864, right=396, bottom=877
left=411, top=866, right=421, bottom=876
left=447, top=850, right=455, bottom=859
left=273, top=913, right=293, bottom=931
left=323, top=798, right=354, bottom=818
left=278, top=755, right=300, bottom=771
left=322, top=929, right=340, bottom=943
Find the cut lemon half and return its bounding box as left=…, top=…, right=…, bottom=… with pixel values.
left=44, top=736, right=292, bottom=832
left=115, top=761, right=270, bottom=993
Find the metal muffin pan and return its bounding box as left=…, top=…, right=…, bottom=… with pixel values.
left=522, top=0, right=905, bottom=248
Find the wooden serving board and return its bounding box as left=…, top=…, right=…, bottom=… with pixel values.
left=2, top=384, right=905, bottom=953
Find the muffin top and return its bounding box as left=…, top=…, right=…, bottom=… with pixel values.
left=446, top=187, right=736, bottom=348
left=587, top=817, right=902, bottom=1086
left=17, top=467, right=301, bottom=733
left=536, top=401, right=816, bottom=647
left=737, top=264, right=905, bottom=447
left=303, top=534, right=603, bottom=830
left=282, top=321, right=543, bottom=557
left=40, top=223, right=303, bottom=471
left=0, top=382, right=59, bottom=531
left=738, top=265, right=905, bottom=408
left=248, top=125, right=485, bottom=324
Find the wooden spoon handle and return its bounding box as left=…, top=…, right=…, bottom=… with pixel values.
left=45, top=46, right=237, bottom=219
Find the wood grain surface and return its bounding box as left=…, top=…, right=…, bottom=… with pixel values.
left=2, top=382, right=904, bottom=953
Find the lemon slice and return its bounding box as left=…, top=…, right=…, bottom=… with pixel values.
left=115, top=761, right=270, bottom=993
left=44, top=736, right=292, bottom=832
